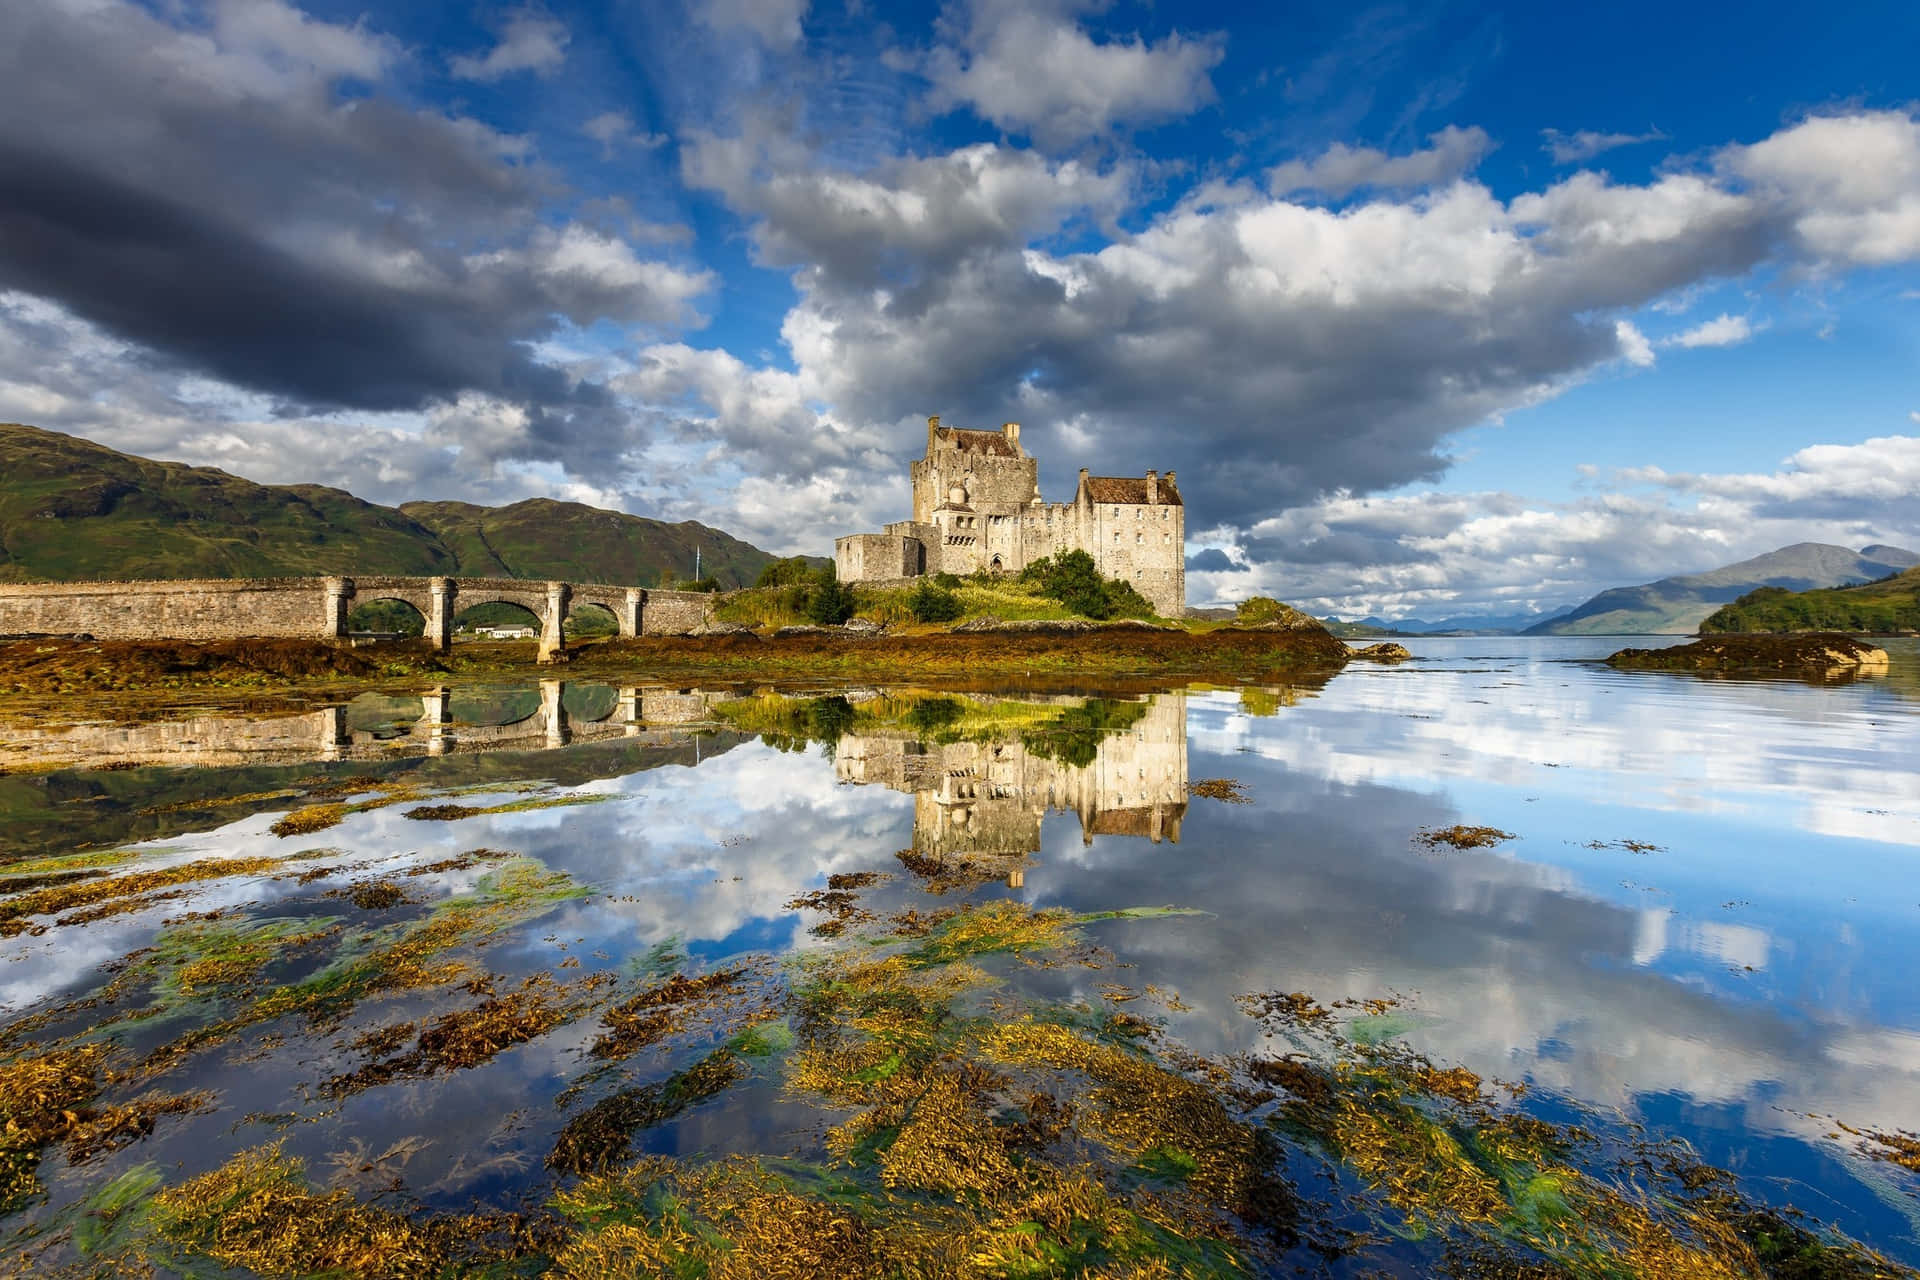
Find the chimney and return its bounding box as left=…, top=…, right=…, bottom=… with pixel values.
left=1077, top=467, right=1089, bottom=506
left=1146, top=469, right=1158, bottom=504
left=1164, top=470, right=1175, bottom=492
left=927, top=414, right=940, bottom=453
left=1003, top=421, right=1020, bottom=450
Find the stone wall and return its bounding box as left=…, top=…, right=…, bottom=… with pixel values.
left=0, top=577, right=333, bottom=641
left=1076, top=501, right=1185, bottom=618
left=638, top=590, right=718, bottom=635
left=835, top=534, right=922, bottom=583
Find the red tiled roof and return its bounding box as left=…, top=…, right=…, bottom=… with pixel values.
left=936, top=428, right=1018, bottom=458
left=1083, top=475, right=1182, bottom=505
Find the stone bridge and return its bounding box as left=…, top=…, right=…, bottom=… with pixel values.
left=0, top=575, right=720, bottom=662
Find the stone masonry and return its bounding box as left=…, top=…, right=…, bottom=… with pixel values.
left=0, top=576, right=719, bottom=662
left=834, top=416, right=1185, bottom=615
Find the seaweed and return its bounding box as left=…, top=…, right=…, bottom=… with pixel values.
left=0, top=853, right=295, bottom=935
left=402, top=792, right=612, bottom=822
left=0, top=1046, right=203, bottom=1215
left=149, top=1143, right=531, bottom=1278
left=548, top=1050, right=745, bottom=1175
left=1416, top=826, right=1515, bottom=851
left=321, top=972, right=608, bottom=1096
left=590, top=967, right=756, bottom=1060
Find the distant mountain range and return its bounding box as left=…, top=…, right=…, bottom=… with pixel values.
left=1345, top=608, right=1576, bottom=635
left=1525, top=543, right=1920, bottom=635
left=0, top=423, right=790, bottom=588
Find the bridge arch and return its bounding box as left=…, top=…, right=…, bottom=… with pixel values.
left=345, top=596, right=427, bottom=639
left=0, top=575, right=716, bottom=660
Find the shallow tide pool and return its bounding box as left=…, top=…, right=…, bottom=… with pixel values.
left=2, top=637, right=1917, bottom=1276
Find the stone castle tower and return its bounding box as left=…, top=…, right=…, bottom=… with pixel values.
left=833, top=416, right=1186, bottom=615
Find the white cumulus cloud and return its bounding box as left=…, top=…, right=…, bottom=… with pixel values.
left=1270, top=126, right=1494, bottom=198
left=1665, top=314, right=1755, bottom=348
left=450, top=8, right=569, bottom=81
left=923, top=0, right=1223, bottom=149
left=697, top=0, right=810, bottom=51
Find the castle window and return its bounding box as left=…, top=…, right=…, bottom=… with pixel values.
left=1135, top=533, right=1142, bottom=544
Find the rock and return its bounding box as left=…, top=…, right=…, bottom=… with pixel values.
left=773, top=625, right=835, bottom=638
left=1606, top=632, right=1891, bottom=675
left=952, top=617, right=1095, bottom=634
left=1349, top=642, right=1413, bottom=663
left=842, top=617, right=885, bottom=635
left=689, top=620, right=753, bottom=637
left=1100, top=618, right=1183, bottom=631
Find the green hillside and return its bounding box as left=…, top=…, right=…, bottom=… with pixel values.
left=0, top=423, right=794, bottom=588
left=1700, top=568, right=1920, bottom=634
left=400, top=499, right=774, bottom=588
left=1527, top=542, right=1919, bottom=635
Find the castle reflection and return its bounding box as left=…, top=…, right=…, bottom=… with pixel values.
left=833, top=691, right=1188, bottom=873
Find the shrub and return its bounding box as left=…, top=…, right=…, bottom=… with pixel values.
left=805, top=578, right=858, bottom=625
left=755, top=557, right=819, bottom=588
left=1235, top=597, right=1289, bottom=624
left=908, top=580, right=964, bottom=623
left=932, top=572, right=963, bottom=589
left=1017, top=550, right=1152, bottom=620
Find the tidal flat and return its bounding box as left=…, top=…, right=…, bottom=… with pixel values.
left=2, top=636, right=1918, bottom=1277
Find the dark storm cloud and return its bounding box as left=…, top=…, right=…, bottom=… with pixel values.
left=0, top=142, right=575, bottom=413
left=0, top=0, right=707, bottom=482
left=1184, top=548, right=1236, bottom=573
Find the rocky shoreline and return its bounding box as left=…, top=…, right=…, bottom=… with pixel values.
left=0, top=619, right=1355, bottom=699
left=1606, top=632, right=1891, bottom=675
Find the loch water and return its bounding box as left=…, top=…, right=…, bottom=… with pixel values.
left=2, top=636, right=1917, bottom=1274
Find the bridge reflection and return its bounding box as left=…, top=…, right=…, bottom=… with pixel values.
left=0, top=682, right=745, bottom=771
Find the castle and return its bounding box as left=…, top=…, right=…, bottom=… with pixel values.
left=834, top=417, right=1185, bottom=615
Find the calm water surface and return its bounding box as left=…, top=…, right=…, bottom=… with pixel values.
left=2, top=636, right=1917, bottom=1273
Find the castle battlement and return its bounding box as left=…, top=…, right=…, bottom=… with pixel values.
left=835, top=416, right=1186, bottom=615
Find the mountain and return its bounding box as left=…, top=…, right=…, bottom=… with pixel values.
left=0, top=423, right=791, bottom=588
left=1525, top=543, right=1920, bottom=635
left=1700, top=566, right=1920, bottom=634
left=1349, top=608, right=1575, bottom=635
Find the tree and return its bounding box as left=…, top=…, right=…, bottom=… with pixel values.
left=805, top=577, right=858, bottom=625
left=908, top=579, right=964, bottom=623
left=755, top=557, right=818, bottom=588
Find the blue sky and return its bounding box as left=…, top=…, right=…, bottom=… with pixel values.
left=1, top=0, right=1917, bottom=616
